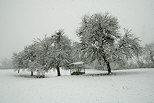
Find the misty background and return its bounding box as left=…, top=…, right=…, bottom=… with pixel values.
left=0, top=0, right=154, bottom=64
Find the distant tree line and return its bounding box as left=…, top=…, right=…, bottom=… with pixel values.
left=124, top=42, right=154, bottom=69
left=11, top=12, right=153, bottom=77
left=0, top=58, right=12, bottom=69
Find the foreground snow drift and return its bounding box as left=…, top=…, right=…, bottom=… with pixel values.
left=0, top=68, right=154, bottom=103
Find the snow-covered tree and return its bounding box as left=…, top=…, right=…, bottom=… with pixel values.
left=113, top=29, right=142, bottom=68
left=24, top=36, right=52, bottom=77
left=144, top=43, right=154, bottom=63
left=12, top=30, right=72, bottom=77
left=46, top=30, right=72, bottom=76
left=34, top=35, right=52, bottom=74
left=12, top=51, right=25, bottom=73
left=23, top=43, right=38, bottom=76
left=77, top=13, right=142, bottom=74
left=140, top=42, right=154, bottom=67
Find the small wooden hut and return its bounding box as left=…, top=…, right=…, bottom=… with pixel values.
left=69, top=61, right=85, bottom=75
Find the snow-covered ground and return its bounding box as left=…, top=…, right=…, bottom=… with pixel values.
left=0, top=68, right=154, bottom=103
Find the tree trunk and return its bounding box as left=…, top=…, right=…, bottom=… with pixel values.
left=103, top=55, right=112, bottom=75
left=31, top=71, right=33, bottom=76
left=56, top=66, right=61, bottom=76
left=18, top=69, right=20, bottom=73
left=106, top=61, right=111, bottom=75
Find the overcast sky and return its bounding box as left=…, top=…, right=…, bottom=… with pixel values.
left=0, top=0, right=154, bottom=60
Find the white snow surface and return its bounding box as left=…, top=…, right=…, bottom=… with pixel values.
left=0, top=68, right=154, bottom=103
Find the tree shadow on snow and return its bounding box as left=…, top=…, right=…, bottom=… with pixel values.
left=113, top=70, right=147, bottom=76
left=84, top=73, right=113, bottom=76
left=84, top=69, right=147, bottom=77
left=12, top=74, right=49, bottom=79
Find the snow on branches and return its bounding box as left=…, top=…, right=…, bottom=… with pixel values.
left=77, top=13, right=142, bottom=74
left=12, top=30, right=72, bottom=77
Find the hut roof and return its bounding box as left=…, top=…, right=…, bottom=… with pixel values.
left=70, top=61, right=84, bottom=65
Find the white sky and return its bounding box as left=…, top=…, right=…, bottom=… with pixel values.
left=0, top=0, right=154, bottom=60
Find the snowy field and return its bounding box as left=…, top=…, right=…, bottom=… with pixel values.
left=0, top=68, right=154, bottom=103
